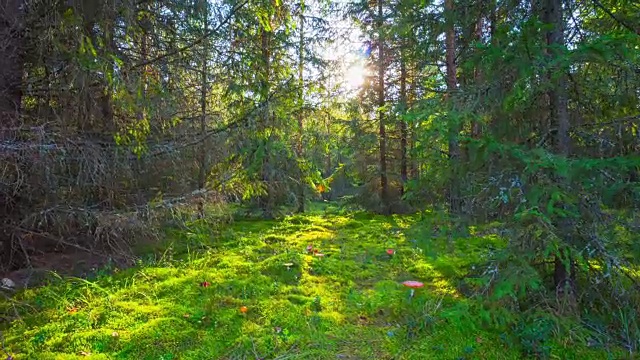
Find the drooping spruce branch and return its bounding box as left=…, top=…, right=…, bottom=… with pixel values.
left=143, top=75, right=296, bottom=158
left=131, top=0, right=250, bottom=70
left=591, top=0, right=639, bottom=35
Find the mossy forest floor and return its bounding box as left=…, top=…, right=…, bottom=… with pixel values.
left=0, top=204, right=623, bottom=359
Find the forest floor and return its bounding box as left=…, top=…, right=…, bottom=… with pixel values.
left=0, top=203, right=625, bottom=359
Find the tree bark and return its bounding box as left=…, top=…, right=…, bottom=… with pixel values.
left=472, top=7, right=484, bottom=139
left=445, top=0, right=461, bottom=216
left=399, top=52, right=408, bottom=198
left=544, top=0, right=574, bottom=300
left=296, top=4, right=305, bottom=213
left=377, top=0, right=389, bottom=214
left=100, top=6, right=116, bottom=134
left=408, top=61, right=418, bottom=181
left=260, top=18, right=274, bottom=218
left=0, top=0, right=23, bottom=270
left=198, top=1, right=209, bottom=218
left=490, top=0, right=496, bottom=41
left=0, top=0, right=24, bottom=136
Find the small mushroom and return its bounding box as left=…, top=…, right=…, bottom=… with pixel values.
left=239, top=306, right=248, bottom=314
left=386, top=249, right=395, bottom=256
left=402, top=280, right=424, bottom=298
left=200, top=281, right=211, bottom=287
left=283, top=263, right=294, bottom=271
left=306, top=244, right=314, bottom=253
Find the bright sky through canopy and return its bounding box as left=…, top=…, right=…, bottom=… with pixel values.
left=344, top=57, right=367, bottom=90
left=318, top=9, right=367, bottom=94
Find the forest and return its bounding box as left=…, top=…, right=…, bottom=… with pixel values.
left=0, top=0, right=639, bottom=358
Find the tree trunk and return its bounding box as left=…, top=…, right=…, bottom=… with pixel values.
left=100, top=9, right=116, bottom=134
left=399, top=52, right=408, bottom=198
left=490, top=0, right=496, bottom=41
left=0, top=0, right=24, bottom=135
left=408, top=62, right=418, bottom=181
left=445, top=0, right=461, bottom=216
left=0, top=0, right=23, bottom=270
left=296, top=4, right=305, bottom=213
left=325, top=112, right=332, bottom=188
left=260, top=22, right=274, bottom=218
left=198, top=2, right=209, bottom=218
left=137, top=3, right=149, bottom=124
left=472, top=8, right=484, bottom=139
left=377, top=0, right=389, bottom=214
left=544, top=0, right=574, bottom=300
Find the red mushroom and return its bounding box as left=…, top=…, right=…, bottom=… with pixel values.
left=402, top=280, right=424, bottom=298
left=386, top=249, right=395, bottom=256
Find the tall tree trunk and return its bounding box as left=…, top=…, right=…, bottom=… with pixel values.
left=548, top=2, right=569, bottom=157
left=78, top=0, right=101, bottom=132
left=137, top=2, right=149, bottom=124
left=100, top=8, right=116, bottom=135
left=408, top=61, right=418, bottom=181
left=544, top=0, right=574, bottom=300
left=472, top=7, right=484, bottom=139
left=296, top=3, right=305, bottom=213
left=325, top=111, right=332, bottom=176
left=445, top=0, right=461, bottom=216
left=0, top=0, right=23, bottom=135
left=198, top=1, right=209, bottom=218
left=260, top=22, right=274, bottom=218
left=0, top=0, right=24, bottom=269
left=377, top=0, right=389, bottom=214
left=399, top=52, right=408, bottom=198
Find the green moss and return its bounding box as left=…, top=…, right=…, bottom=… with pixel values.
left=0, top=205, right=624, bottom=359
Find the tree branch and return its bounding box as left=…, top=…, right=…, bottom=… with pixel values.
left=131, top=0, right=250, bottom=69
left=143, top=75, right=296, bottom=158
left=591, top=0, right=639, bottom=36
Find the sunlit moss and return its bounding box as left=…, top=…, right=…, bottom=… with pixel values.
left=0, top=206, right=622, bottom=359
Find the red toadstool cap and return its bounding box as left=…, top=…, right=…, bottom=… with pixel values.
left=402, top=280, right=424, bottom=288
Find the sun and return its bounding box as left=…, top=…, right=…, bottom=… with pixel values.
left=344, top=60, right=366, bottom=90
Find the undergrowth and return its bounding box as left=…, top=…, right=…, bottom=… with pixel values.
left=0, top=203, right=628, bottom=359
